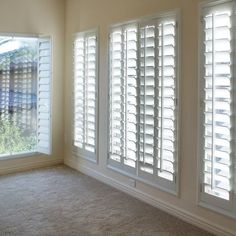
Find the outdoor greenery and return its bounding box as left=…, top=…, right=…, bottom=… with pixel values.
left=0, top=116, right=36, bottom=155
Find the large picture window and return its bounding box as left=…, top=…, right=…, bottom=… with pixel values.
left=0, top=35, right=52, bottom=158
left=199, top=0, right=236, bottom=217
left=108, top=12, right=179, bottom=194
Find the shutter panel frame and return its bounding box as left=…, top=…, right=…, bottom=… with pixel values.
left=108, top=23, right=138, bottom=175
left=72, top=28, right=98, bottom=163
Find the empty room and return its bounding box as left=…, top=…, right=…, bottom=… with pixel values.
left=0, top=0, right=235, bottom=235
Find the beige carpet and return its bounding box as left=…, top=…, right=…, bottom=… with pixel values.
left=0, top=165, right=213, bottom=236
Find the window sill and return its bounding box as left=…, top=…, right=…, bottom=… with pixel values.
left=72, top=145, right=98, bottom=164
left=198, top=200, right=236, bottom=220
left=107, top=162, right=178, bottom=197
left=0, top=151, right=39, bottom=161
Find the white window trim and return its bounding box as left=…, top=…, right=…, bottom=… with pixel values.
left=72, top=28, right=99, bottom=163
left=197, top=0, right=236, bottom=219
left=107, top=10, right=181, bottom=196
left=0, top=151, right=39, bottom=161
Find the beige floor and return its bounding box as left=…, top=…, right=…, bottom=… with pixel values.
left=0, top=165, right=213, bottom=236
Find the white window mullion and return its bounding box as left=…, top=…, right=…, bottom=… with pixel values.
left=232, top=4, right=236, bottom=201
left=143, top=27, right=147, bottom=167
left=160, top=23, right=164, bottom=172
left=124, top=28, right=128, bottom=165
left=136, top=24, right=141, bottom=176
left=211, top=13, right=216, bottom=190
left=109, top=33, right=114, bottom=160
left=109, top=33, right=113, bottom=158
left=174, top=21, right=178, bottom=181
left=230, top=5, right=236, bottom=205
left=153, top=22, right=159, bottom=177
left=83, top=37, right=86, bottom=150
left=86, top=39, right=89, bottom=151
left=121, top=27, right=125, bottom=166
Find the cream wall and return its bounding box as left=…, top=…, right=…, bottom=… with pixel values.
left=64, top=0, right=236, bottom=235
left=0, top=0, right=65, bottom=174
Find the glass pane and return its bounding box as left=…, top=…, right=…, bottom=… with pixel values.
left=0, top=36, right=38, bottom=157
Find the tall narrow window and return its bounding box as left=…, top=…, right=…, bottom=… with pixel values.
left=0, top=35, right=52, bottom=158
left=73, top=30, right=98, bottom=161
left=199, top=0, right=236, bottom=216
left=108, top=12, right=179, bottom=194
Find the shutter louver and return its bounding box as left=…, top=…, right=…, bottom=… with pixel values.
left=37, top=37, right=52, bottom=155
left=202, top=10, right=232, bottom=201
left=73, top=30, right=97, bottom=160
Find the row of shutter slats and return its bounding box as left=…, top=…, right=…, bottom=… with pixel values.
left=73, top=33, right=97, bottom=154
left=109, top=25, right=138, bottom=168
left=202, top=11, right=232, bottom=200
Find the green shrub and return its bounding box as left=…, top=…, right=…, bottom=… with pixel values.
left=0, top=116, right=36, bottom=155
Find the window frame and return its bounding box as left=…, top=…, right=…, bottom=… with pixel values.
left=0, top=33, right=53, bottom=160
left=197, top=0, right=236, bottom=218
left=72, top=28, right=99, bottom=163
left=107, top=10, right=181, bottom=196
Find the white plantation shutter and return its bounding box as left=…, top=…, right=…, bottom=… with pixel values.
left=73, top=30, right=97, bottom=161
left=108, top=12, right=179, bottom=193
left=157, top=21, right=177, bottom=181
left=139, top=22, right=156, bottom=176
left=108, top=24, right=138, bottom=173
left=200, top=1, right=236, bottom=215
left=37, top=36, right=52, bottom=155
left=138, top=20, right=177, bottom=190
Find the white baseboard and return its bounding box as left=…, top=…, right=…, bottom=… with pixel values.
left=0, top=158, right=63, bottom=176
left=65, top=158, right=235, bottom=236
